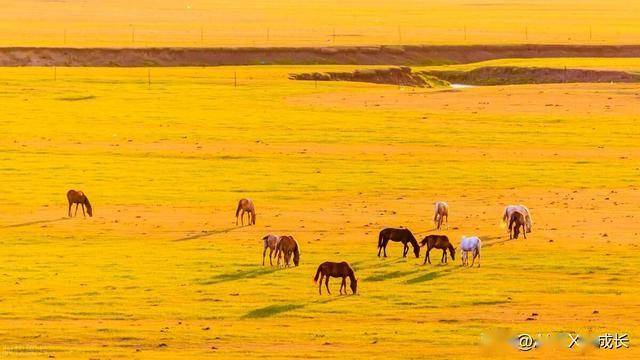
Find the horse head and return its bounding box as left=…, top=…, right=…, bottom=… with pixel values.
left=350, top=278, right=358, bottom=294
left=412, top=244, right=420, bottom=258
left=85, top=198, right=93, bottom=217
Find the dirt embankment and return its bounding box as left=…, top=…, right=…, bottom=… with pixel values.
left=420, top=66, right=640, bottom=85
left=3, top=45, right=640, bottom=67
left=290, top=66, right=640, bottom=87
left=289, top=67, right=449, bottom=87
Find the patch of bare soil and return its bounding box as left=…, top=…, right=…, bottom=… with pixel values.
left=3, top=45, right=640, bottom=67
left=421, top=66, right=640, bottom=85
left=289, top=67, right=449, bottom=87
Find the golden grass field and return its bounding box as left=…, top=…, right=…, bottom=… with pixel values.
left=0, top=63, right=639, bottom=359
left=1, top=0, right=640, bottom=47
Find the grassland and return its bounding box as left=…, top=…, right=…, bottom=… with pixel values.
left=0, top=65, right=639, bottom=358
left=1, top=0, right=640, bottom=47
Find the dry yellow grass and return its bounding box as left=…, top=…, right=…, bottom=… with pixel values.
left=1, top=0, right=640, bottom=47
left=0, top=66, right=639, bottom=358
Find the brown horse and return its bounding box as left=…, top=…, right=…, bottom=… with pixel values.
left=235, top=198, right=256, bottom=225
left=420, top=235, right=455, bottom=265
left=313, top=261, right=357, bottom=295
left=275, top=235, right=300, bottom=267
left=67, top=190, right=93, bottom=217
left=261, top=234, right=281, bottom=266
left=509, top=211, right=527, bottom=239
left=377, top=228, right=421, bottom=258
left=433, top=201, right=449, bottom=230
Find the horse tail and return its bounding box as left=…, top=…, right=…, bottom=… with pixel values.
left=378, top=230, right=385, bottom=249
left=292, top=241, right=300, bottom=266
left=313, top=265, right=322, bottom=283
left=235, top=200, right=242, bottom=217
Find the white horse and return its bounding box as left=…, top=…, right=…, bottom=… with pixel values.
left=460, top=236, right=481, bottom=267
left=434, top=201, right=449, bottom=230
left=502, top=205, right=532, bottom=233
left=261, top=234, right=281, bottom=266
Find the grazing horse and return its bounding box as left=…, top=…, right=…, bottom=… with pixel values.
left=509, top=211, right=527, bottom=239
left=433, top=201, right=449, bottom=230
left=502, top=205, right=532, bottom=233
left=313, top=261, right=357, bottom=295
left=235, top=198, right=256, bottom=225
left=377, top=228, right=420, bottom=258
left=67, top=190, right=93, bottom=217
left=275, top=235, right=300, bottom=267
left=261, top=234, right=282, bottom=266
left=420, top=235, right=455, bottom=265
left=460, top=236, right=481, bottom=267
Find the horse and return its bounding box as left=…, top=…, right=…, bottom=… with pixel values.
left=313, top=261, right=357, bottom=295
left=235, top=198, right=256, bottom=225
left=460, top=236, right=481, bottom=267
left=377, top=228, right=421, bottom=258
left=420, top=235, right=455, bottom=265
left=67, top=190, right=93, bottom=217
left=433, top=201, right=449, bottom=230
left=508, top=211, right=527, bottom=239
left=502, top=205, right=532, bottom=233
left=261, top=234, right=282, bottom=266
left=275, top=235, right=300, bottom=267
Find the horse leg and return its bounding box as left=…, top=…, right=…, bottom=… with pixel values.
left=339, top=278, right=344, bottom=294
left=441, top=249, right=447, bottom=264
left=74, top=203, right=79, bottom=216
left=325, top=276, right=331, bottom=295
left=81, top=203, right=86, bottom=217
left=523, top=225, right=527, bottom=239
left=318, top=274, right=323, bottom=295
left=471, top=249, right=478, bottom=267
left=269, top=249, right=274, bottom=266
left=68, top=202, right=72, bottom=217
left=403, top=243, right=408, bottom=258
left=445, top=214, right=449, bottom=229
left=262, top=247, right=267, bottom=266
left=423, top=248, right=430, bottom=265
left=383, top=240, right=388, bottom=257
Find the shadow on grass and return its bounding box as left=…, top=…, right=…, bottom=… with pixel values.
left=406, top=266, right=459, bottom=284
left=197, top=267, right=279, bottom=285
left=173, top=225, right=246, bottom=242
left=242, top=295, right=346, bottom=319
left=242, top=303, right=305, bottom=318
left=364, top=269, right=421, bottom=282
left=3, top=217, right=69, bottom=228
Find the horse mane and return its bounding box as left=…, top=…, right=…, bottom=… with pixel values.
left=292, top=239, right=300, bottom=266
left=406, top=229, right=419, bottom=247
left=347, top=264, right=356, bottom=282
left=235, top=200, right=243, bottom=217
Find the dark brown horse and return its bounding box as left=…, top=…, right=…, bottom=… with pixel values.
left=275, top=235, right=300, bottom=267
left=313, top=261, right=357, bottom=295
left=67, top=190, right=93, bottom=217
left=235, top=198, right=256, bottom=225
left=509, top=211, right=527, bottom=239
left=377, top=228, right=420, bottom=258
left=420, top=235, right=455, bottom=265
